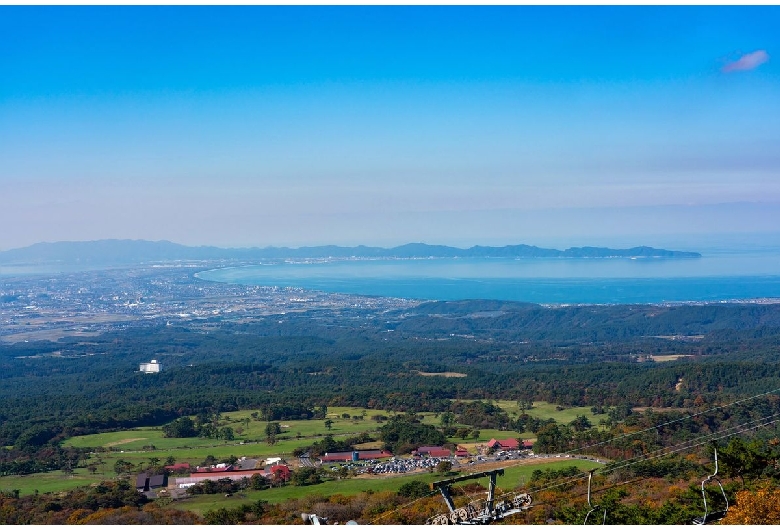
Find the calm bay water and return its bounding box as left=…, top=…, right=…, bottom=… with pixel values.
left=197, top=247, right=780, bottom=304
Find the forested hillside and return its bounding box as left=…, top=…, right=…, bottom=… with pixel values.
left=3, top=299, right=780, bottom=523
left=2, top=301, right=780, bottom=449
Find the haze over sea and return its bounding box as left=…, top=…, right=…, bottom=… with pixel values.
left=198, top=237, right=780, bottom=305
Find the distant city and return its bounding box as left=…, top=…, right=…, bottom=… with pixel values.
left=0, top=263, right=416, bottom=345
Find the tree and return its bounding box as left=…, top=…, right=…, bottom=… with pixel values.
left=534, top=423, right=570, bottom=453
left=379, top=414, right=446, bottom=454
left=518, top=399, right=534, bottom=413
left=471, top=430, right=480, bottom=442
left=113, top=459, right=133, bottom=475
left=721, top=488, right=780, bottom=524
left=291, top=467, right=321, bottom=487
left=398, top=480, right=430, bottom=499
left=220, top=427, right=234, bottom=441
left=162, top=417, right=198, bottom=438
left=265, top=422, right=282, bottom=436
left=718, top=438, right=769, bottom=484
left=435, top=461, right=453, bottom=474
left=250, top=473, right=268, bottom=490
left=569, top=415, right=592, bottom=432
left=456, top=428, right=471, bottom=440
left=439, top=412, right=455, bottom=427
left=324, top=419, right=334, bottom=431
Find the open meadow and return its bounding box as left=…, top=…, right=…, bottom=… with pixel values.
left=0, top=401, right=607, bottom=498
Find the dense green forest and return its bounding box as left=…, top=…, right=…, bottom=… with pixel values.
left=4, top=299, right=780, bottom=523
left=2, top=300, right=780, bottom=451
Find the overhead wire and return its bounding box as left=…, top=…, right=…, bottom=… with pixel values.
left=370, top=488, right=440, bottom=524
left=524, top=411, right=780, bottom=497
left=573, top=384, right=780, bottom=455
left=488, top=410, right=780, bottom=513
left=373, top=385, right=780, bottom=524
left=483, top=408, right=780, bottom=511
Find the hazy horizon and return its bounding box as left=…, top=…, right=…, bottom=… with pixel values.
left=5, top=226, right=780, bottom=255
left=2, top=6, right=778, bottom=252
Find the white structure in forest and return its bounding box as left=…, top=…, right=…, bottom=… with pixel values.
left=139, top=359, right=162, bottom=373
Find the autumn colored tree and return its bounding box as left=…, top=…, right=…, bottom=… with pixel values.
left=720, top=488, right=780, bottom=525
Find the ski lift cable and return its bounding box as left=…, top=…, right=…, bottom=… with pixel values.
left=527, top=419, right=780, bottom=520
left=373, top=411, right=779, bottom=528
left=487, top=416, right=780, bottom=521
left=601, top=412, right=780, bottom=477
left=573, top=386, right=780, bottom=454
left=602, top=412, right=780, bottom=474
left=507, top=411, right=780, bottom=502
left=370, top=488, right=441, bottom=524
left=514, top=387, right=780, bottom=489
left=373, top=393, right=780, bottom=524
left=593, top=411, right=780, bottom=476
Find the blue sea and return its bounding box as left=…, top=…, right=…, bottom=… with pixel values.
left=197, top=243, right=780, bottom=305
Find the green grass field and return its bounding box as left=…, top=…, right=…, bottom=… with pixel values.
left=490, top=400, right=603, bottom=425
left=6, top=401, right=604, bottom=498
left=0, top=468, right=103, bottom=496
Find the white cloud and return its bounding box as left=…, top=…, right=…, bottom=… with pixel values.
left=722, top=50, right=770, bottom=72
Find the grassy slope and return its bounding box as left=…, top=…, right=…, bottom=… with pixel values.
left=2, top=402, right=604, bottom=496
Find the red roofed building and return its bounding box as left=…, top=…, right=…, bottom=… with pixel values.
left=173, top=467, right=287, bottom=489
left=268, top=464, right=291, bottom=482
left=486, top=438, right=520, bottom=450
left=416, top=446, right=445, bottom=454
left=319, top=452, right=356, bottom=463
left=428, top=448, right=452, bottom=458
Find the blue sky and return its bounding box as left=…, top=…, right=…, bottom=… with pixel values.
left=1, top=6, right=778, bottom=250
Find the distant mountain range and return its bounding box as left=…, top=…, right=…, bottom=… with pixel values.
left=0, top=239, right=701, bottom=266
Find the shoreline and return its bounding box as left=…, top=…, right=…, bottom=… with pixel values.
left=196, top=264, right=780, bottom=307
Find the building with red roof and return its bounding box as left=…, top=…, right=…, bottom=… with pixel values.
left=172, top=465, right=291, bottom=489
left=268, top=464, right=291, bottom=482
left=486, top=438, right=520, bottom=450
left=416, top=446, right=446, bottom=454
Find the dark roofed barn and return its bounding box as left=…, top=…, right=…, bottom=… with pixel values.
left=135, top=473, right=149, bottom=492
left=148, top=474, right=166, bottom=489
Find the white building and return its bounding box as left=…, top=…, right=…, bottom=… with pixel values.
left=139, top=359, right=162, bottom=373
